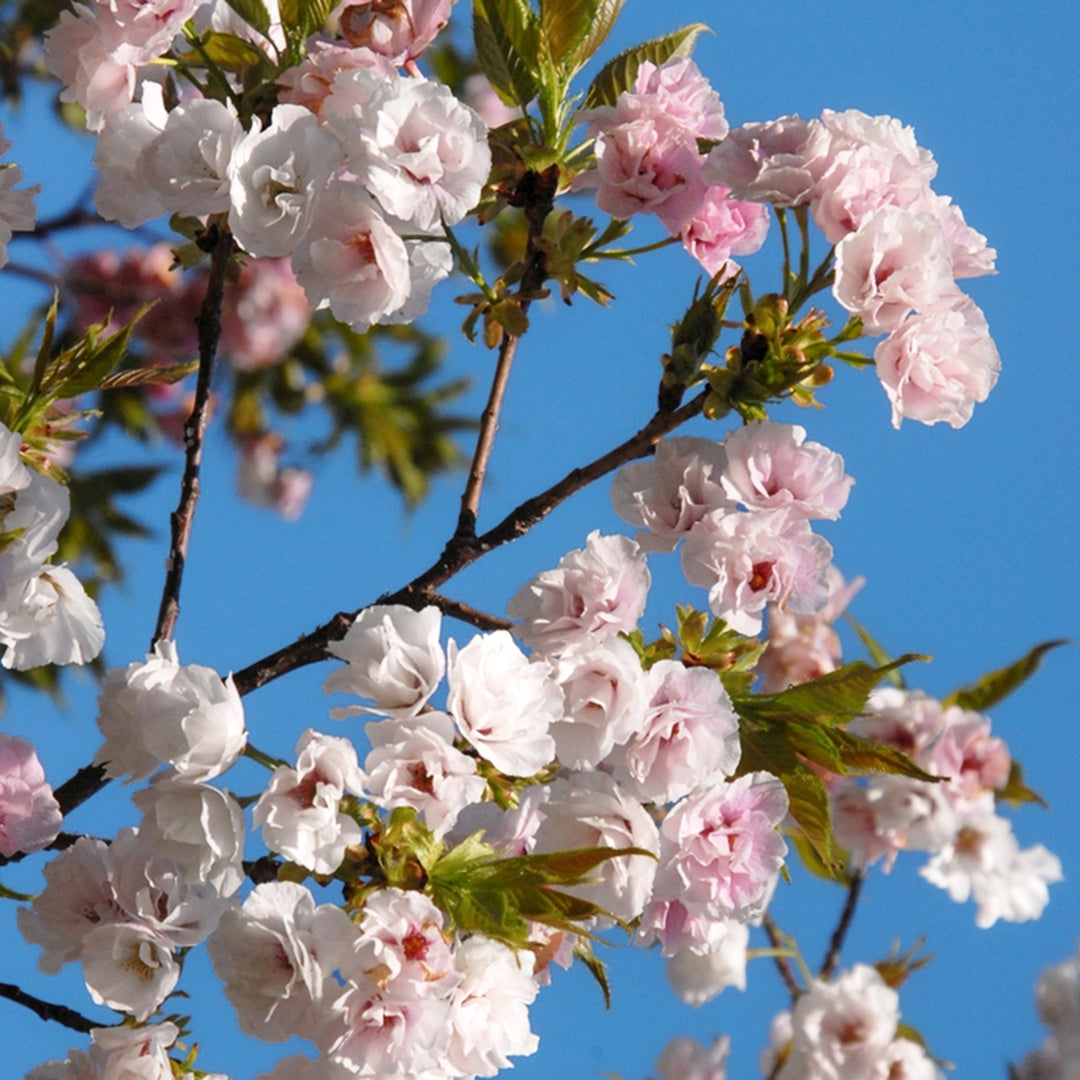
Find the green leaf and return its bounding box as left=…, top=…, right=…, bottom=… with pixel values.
left=566, top=0, right=624, bottom=72
left=278, top=0, right=334, bottom=41
left=573, top=941, right=612, bottom=1009
left=186, top=30, right=269, bottom=73
left=475, top=0, right=541, bottom=110
left=996, top=759, right=1048, bottom=809
left=223, top=0, right=271, bottom=36
left=580, top=23, right=710, bottom=110
left=844, top=613, right=904, bottom=688
left=540, top=0, right=623, bottom=75
left=735, top=654, right=928, bottom=728
left=943, top=639, right=1069, bottom=712
left=100, top=361, right=198, bottom=390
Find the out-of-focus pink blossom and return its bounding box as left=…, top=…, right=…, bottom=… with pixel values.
left=666, top=922, right=749, bottom=1006
left=221, top=258, right=311, bottom=371
left=874, top=294, right=1000, bottom=429
left=656, top=1035, right=731, bottom=1080
left=237, top=434, right=314, bottom=520
left=507, top=530, right=650, bottom=655
left=0, top=126, right=38, bottom=269
left=0, top=734, right=62, bottom=857
left=462, top=73, right=522, bottom=129
left=334, top=0, right=452, bottom=66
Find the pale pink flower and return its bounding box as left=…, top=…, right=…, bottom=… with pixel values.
left=0, top=733, right=62, bottom=857
left=221, top=257, right=311, bottom=370
left=641, top=771, right=788, bottom=955
left=445, top=936, right=539, bottom=1078
left=362, top=712, right=486, bottom=837
left=611, top=436, right=732, bottom=553
left=923, top=192, right=997, bottom=278
left=756, top=567, right=863, bottom=693
left=252, top=728, right=366, bottom=874
left=680, top=508, right=833, bottom=637
left=832, top=205, right=958, bottom=335
left=228, top=104, right=344, bottom=258
left=629, top=58, right=728, bottom=140
left=702, top=116, right=830, bottom=207
left=94, top=639, right=246, bottom=783
left=328, top=69, right=490, bottom=230
left=549, top=637, right=647, bottom=769
left=885, top=1039, right=946, bottom=1080
left=721, top=421, right=853, bottom=520
left=277, top=38, right=396, bottom=117
left=873, top=294, right=1000, bottom=428
left=919, top=811, right=1062, bottom=928
left=88, top=1022, right=180, bottom=1080
left=291, top=180, right=412, bottom=331
left=141, top=97, right=243, bottom=216
left=533, top=772, right=660, bottom=924
left=333, top=0, right=453, bottom=66
left=132, top=776, right=246, bottom=897
left=0, top=417, right=30, bottom=495
left=617, top=660, right=742, bottom=805
left=665, top=922, right=749, bottom=1006
left=343, top=887, right=458, bottom=997
left=656, top=1035, right=731, bottom=1080
left=0, top=126, right=38, bottom=269
left=681, top=184, right=769, bottom=277
left=324, top=603, right=444, bottom=718
left=783, top=963, right=900, bottom=1080
left=507, top=530, right=650, bottom=655
left=446, top=630, right=561, bottom=776
left=80, top=922, right=182, bottom=1020
left=91, top=83, right=169, bottom=227
left=208, top=881, right=358, bottom=1042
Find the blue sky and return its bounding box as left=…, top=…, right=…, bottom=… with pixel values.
left=1, top=1, right=1079, bottom=1077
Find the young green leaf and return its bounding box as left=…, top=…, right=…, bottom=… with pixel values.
left=943, top=639, right=1068, bottom=712
left=475, top=0, right=542, bottom=110
left=580, top=23, right=710, bottom=110
left=223, top=0, right=272, bottom=37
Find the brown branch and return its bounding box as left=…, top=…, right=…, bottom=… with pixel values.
left=0, top=983, right=97, bottom=1033
left=232, top=388, right=706, bottom=695
left=819, top=869, right=865, bottom=980
left=762, top=913, right=801, bottom=1001
left=427, top=593, right=513, bottom=632
left=151, top=224, right=235, bottom=647
left=455, top=331, right=520, bottom=538
left=454, top=166, right=556, bottom=540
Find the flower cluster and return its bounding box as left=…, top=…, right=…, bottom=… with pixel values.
left=706, top=109, right=999, bottom=427
left=830, top=686, right=1062, bottom=926
left=582, top=58, right=770, bottom=278
left=613, top=423, right=850, bottom=635
left=45, top=0, right=488, bottom=332
left=0, top=420, right=104, bottom=670
left=762, top=964, right=944, bottom=1080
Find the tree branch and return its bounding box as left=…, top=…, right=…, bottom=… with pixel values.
left=151, top=224, right=235, bottom=647
left=819, top=869, right=865, bottom=980
left=0, top=982, right=98, bottom=1033
left=232, top=388, right=707, bottom=695
left=762, top=913, right=801, bottom=1001
left=426, top=593, right=513, bottom=632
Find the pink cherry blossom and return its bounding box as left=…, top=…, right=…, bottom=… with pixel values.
left=681, top=184, right=770, bottom=278
left=721, top=421, right=854, bottom=520
left=665, top=922, right=749, bottom=1006
left=334, top=0, right=453, bottom=66
left=873, top=294, right=1000, bottom=429
left=680, top=508, right=833, bottom=637
left=702, top=115, right=830, bottom=207
left=0, top=734, right=62, bottom=857
left=656, top=1035, right=731, bottom=1080
left=0, top=126, right=38, bottom=269
left=507, top=530, right=650, bottom=655
left=610, top=436, right=732, bottom=553
left=832, top=205, right=958, bottom=335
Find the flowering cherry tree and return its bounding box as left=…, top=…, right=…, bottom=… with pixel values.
left=0, top=2, right=1074, bottom=1079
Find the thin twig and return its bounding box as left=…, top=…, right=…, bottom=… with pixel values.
left=427, top=593, right=513, bottom=632
left=819, top=869, right=865, bottom=980
left=455, top=332, right=520, bottom=538
left=0, top=983, right=98, bottom=1033
left=762, top=913, right=801, bottom=1001
left=232, top=388, right=707, bottom=695
left=151, top=225, right=234, bottom=647
left=453, top=166, right=556, bottom=540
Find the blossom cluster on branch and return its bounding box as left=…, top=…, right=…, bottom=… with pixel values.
left=0, top=1, right=1068, bottom=1079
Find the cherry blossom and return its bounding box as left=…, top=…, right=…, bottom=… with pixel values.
left=0, top=734, right=62, bottom=857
